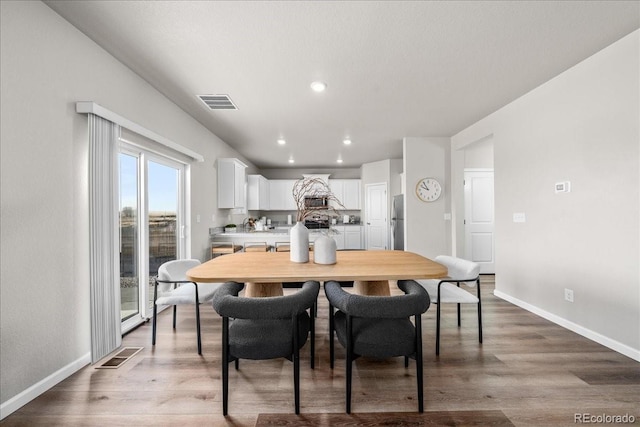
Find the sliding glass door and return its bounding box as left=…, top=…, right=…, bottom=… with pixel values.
left=146, top=159, right=181, bottom=313
left=119, top=144, right=187, bottom=333
left=119, top=152, right=140, bottom=323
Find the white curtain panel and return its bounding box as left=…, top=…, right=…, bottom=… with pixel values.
left=88, top=114, right=121, bottom=363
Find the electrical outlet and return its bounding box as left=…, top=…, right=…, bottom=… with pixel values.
left=564, top=288, right=574, bottom=303
left=555, top=181, right=571, bottom=193
left=196, top=214, right=201, bottom=223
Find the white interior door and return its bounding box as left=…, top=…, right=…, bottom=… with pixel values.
left=365, top=183, right=388, bottom=250
left=464, top=170, right=495, bottom=273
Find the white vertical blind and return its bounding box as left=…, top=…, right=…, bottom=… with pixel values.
left=88, top=114, right=122, bottom=363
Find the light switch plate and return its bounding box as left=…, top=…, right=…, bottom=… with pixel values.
left=444, top=213, right=452, bottom=220
left=513, top=212, right=526, bottom=223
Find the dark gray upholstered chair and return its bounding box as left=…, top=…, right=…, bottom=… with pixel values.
left=324, top=280, right=431, bottom=413
left=152, top=259, right=220, bottom=355
left=212, top=280, right=320, bottom=415
left=417, top=255, right=482, bottom=355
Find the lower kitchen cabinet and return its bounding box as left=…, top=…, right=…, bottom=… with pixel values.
left=344, top=226, right=363, bottom=249
left=333, top=225, right=363, bottom=250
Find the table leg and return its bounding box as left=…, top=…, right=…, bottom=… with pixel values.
left=354, top=280, right=391, bottom=296
left=245, top=282, right=284, bottom=298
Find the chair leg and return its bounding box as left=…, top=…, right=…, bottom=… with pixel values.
left=293, top=314, right=301, bottom=414
left=310, top=302, right=315, bottom=369
left=173, top=305, right=177, bottom=329
left=436, top=302, right=441, bottom=356
left=195, top=303, right=202, bottom=355
left=222, top=317, right=229, bottom=416
left=294, top=351, right=300, bottom=414
left=346, top=315, right=353, bottom=414
left=329, top=304, right=335, bottom=369
left=194, top=285, right=202, bottom=355
left=152, top=281, right=158, bottom=346
left=477, top=278, right=483, bottom=344
left=152, top=303, right=158, bottom=346
left=416, top=314, right=424, bottom=413
left=457, top=303, right=461, bottom=327
left=235, top=359, right=239, bottom=370
left=404, top=356, right=409, bottom=368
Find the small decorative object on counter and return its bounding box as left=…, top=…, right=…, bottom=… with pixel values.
left=290, top=221, right=309, bottom=263
left=224, top=224, right=237, bottom=233
left=314, top=233, right=337, bottom=265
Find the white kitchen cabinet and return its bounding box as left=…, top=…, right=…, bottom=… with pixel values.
left=332, top=225, right=363, bottom=250
left=247, top=174, right=270, bottom=210
left=344, top=225, right=363, bottom=249
left=217, top=158, right=247, bottom=209
left=332, top=231, right=345, bottom=250
left=329, top=179, right=361, bottom=210
left=268, top=179, right=297, bottom=210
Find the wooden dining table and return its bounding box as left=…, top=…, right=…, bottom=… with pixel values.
left=187, top=250, right=447, bottom=297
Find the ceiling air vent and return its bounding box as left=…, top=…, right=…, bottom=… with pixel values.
left=198, top=94, right=238, bottom=110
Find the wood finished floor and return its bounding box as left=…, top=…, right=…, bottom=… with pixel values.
left=3, top=276, right=639, bottom=426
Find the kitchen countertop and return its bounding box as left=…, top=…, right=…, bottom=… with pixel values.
left=214, top=231, right=291, bottom=237
left=213, top=224, right=362, bottom=238
left=213, top=224, right=362, bottom=237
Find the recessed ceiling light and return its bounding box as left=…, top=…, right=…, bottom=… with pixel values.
left=277, top=139, right=286, bottom=145
left=288, top=158, right=295, bottom=164
left=337, top=159, right=343, bottom=164
left=310, top=81, right=327, bottom=93
left=343, top=138, right=352, bottom=145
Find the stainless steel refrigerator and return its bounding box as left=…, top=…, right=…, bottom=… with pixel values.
left=391, top=194, right=404, bottom=250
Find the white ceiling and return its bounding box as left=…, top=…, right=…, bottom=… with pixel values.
left=46, top=1, right=639, bottom=169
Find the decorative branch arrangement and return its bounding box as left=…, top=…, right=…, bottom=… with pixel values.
left=292, top=177, right=345, bottom=222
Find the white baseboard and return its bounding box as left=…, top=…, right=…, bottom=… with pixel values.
left=494, top=290, right=640, bottom=362
left=0, top=352, right=91, bottom=420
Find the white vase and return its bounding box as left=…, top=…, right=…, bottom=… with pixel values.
left=290, top=221, right=309, bottom=263
left=313, top=234, right=337, bottom=265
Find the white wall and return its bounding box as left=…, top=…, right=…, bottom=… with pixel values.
left=464, top=137, right=494, bottom=169
left=0, top=1, right=254, bottom=413
left=389, top=159, right=403, bottom=196
left=403, top=137, right=451, bottom=258
left=452, top=30, right=640, bottom=358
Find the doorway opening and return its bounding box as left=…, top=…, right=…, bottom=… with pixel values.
left=460, top=136, right=494, bottom=274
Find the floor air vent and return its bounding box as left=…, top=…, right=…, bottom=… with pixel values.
left=198, top=94, right=238, bottom=110
left=96, top=347, right=143, bottom=369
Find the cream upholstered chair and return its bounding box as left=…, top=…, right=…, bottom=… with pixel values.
left=325, top=280, right=431, bottom=413
left=152, top=259, right=220, bottom=355
left=417, top=255, right=482, bottom=355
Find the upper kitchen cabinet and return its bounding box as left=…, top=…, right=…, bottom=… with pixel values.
left=247, top=174, right=270, bottom=210
left=302, top=174, right=331, bottom=194
left=268, top=179, right=297, bottom=210
left=217, top=158, right=247, bottom=209
left=329, top=179, right=361, bottom=210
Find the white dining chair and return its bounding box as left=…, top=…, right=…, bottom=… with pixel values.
left=152, top=259, right=221, bottom=354
left=417, top=255, right=482, bottom=355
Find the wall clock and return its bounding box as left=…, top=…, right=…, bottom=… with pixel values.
left=415, top=177, right=442, bottom=202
